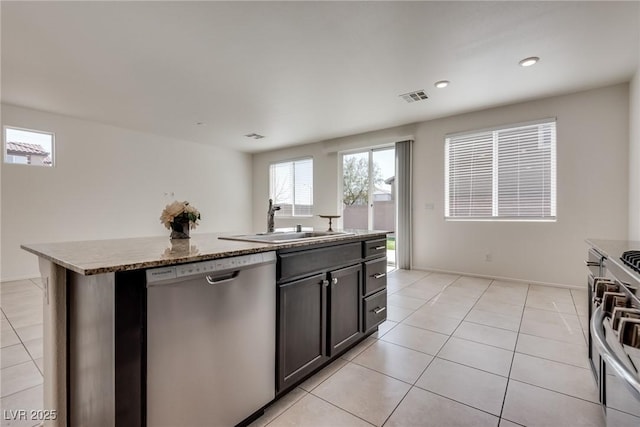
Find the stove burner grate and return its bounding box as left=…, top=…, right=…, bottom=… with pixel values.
left=621, top=250, right=640, bottom=274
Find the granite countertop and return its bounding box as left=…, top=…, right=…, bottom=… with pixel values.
left=21, top=229, right=388, bottom=276
left=586, top=239, right=640, bottom=259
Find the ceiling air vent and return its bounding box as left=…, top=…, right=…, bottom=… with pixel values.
left=400, top=90, right=428, bottom=103
left=245, top=133, right=265, bottom=139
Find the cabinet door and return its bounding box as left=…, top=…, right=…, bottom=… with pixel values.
left=328, top=264, right=362, bottom=357
left=277, top=273, right=327, bottom=393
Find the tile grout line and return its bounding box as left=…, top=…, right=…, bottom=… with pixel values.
left=0, top=382, right=43, bottom=402
left=308, top=275, right=436, bottom=427
left=570, top=288, right=590, bottom=346
left=497, top=282, right=530, bottom=424
left=503, top=378, right=602, bottom=406
left=261, top=388, right=309, bottom=427
left=426, top=278, right=522, bottom=412
left=511, top=351, right=590, bottom=371
left=304, top=348, right=408, bottom=425
left=382, top=275, right=507, bottom=425
left=381, top=273, right=461, bottom=426
left=306, top=384, right=378, bottom=426
left=1, top=291, right=45, bottom=386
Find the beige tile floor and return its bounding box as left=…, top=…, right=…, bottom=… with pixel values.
left=0, top=271, right=604, bottom=427
left=251, top=270, right=604, bottom=427
left=1, top=278, right=44, bottom=427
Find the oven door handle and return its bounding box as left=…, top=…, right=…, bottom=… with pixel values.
left=591, top=305, right=640, bottom=400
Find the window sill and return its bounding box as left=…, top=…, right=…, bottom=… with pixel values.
left=445, top=217, right=557, bottom=223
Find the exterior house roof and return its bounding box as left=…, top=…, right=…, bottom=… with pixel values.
left=6, top=141, right=49, bottom=156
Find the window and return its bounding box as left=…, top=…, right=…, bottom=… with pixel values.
left=269, top=158, right=313, bottom=217
left=4, top=126, right=54, bottom=167
left=445, top=119, right=556, bottom=220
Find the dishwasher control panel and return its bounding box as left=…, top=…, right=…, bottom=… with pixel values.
left=146, top=251, right=276, bottom=284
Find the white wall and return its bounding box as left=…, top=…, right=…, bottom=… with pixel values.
left=413, top=84, right=628, bottom=287
left=253, top=84, right=630, bottom=287
left=1, top=104, right=253, bottom=281
left=629, top=70, right=640, bottom=240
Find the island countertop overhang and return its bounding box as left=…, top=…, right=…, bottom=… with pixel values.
left=21, top=230, right=389, bottom=276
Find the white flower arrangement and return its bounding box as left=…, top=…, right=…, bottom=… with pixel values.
left=160, top=201, right=201, bottom=230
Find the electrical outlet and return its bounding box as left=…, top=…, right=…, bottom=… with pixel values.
left=425, top=203, right=435, bottom=210
left=485, top=253, right=492, bottom=262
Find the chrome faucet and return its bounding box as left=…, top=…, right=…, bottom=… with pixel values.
left=267, top=199, right=281, bottom=233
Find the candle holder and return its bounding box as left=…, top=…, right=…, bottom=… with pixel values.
left=318, top=215, right=340, bottom=232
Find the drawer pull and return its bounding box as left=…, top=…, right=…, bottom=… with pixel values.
left=372, top=273, right=386, bottom=279
left=322, top=279, right=329, bottom=287
left=332, top=277, right=338, bottom=285
left=374, top=246, right=386, bottom=250
left=373, top=306, right=386, bottom=315
left=585, top=261, right=601, bottom=267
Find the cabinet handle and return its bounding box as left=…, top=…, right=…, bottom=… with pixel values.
left=374, top=246, right=386, bottom=250
left=585, top=261, right=601, bottom=267
left=331, top=278, right=338, bottom=285
left=322, top=280, right=329, bottom=287
left=373, top=306, right=386, bottom=315
left=372, top=273, right=386, bottom=279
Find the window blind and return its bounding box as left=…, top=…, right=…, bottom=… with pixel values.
left=445, top=120, right=556, bottom=220
left=269, top=158, right=313, bottom=217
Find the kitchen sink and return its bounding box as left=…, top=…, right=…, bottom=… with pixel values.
left=219, top=231, right=354, bottom=244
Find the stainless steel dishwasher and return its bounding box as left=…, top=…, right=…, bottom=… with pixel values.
left=145, top=251, right=276, bottom=427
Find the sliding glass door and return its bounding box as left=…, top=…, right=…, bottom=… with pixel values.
left=342, top=147, right=396, bottom=267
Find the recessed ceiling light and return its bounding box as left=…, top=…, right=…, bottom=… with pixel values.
left=519, top=56, right=539, bottom=67
left=434, top=80, right=450, bottom=89
left=195, top=122, right=206, bottom=126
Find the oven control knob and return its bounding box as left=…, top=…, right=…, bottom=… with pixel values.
left=618, top=317, right=640, bottom=348
left=602, top=292, right=627, bottom=316
left=611, top=307, right=640, bottom=331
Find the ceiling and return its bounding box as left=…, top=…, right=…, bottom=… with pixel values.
left=2, top=1, right=639, bottom=153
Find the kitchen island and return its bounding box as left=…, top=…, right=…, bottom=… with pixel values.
left=21, top=230, right=388, bottom=426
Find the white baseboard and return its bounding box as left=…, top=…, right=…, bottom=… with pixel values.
left=409, top=265, right=586, bottom=290
left=0, top=274, right=41, bottom=283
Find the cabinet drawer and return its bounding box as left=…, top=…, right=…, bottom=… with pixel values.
left=363, top=238, right=387, bottom=259
left=279, top=242, right=361, bottom=282
left=363, top=257, right=387, bottom=296
left=363, top=290, right=387, bottom=334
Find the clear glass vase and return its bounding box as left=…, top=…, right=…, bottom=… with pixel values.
left=169, top=220, right=190, bottom=239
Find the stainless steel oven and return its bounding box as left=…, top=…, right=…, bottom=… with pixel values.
left=588, top=248, right=640, bottom=426
left=587, top=248, right=607, bottom=389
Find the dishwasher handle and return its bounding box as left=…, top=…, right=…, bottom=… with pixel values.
left=206, top=271, right=240, bottom=286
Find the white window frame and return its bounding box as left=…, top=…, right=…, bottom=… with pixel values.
left=445, top=118, right=557, bottom=222
left=3, top=126, right=55, bottom=167
left=338, top=145, right=396, bottom=230
left=269, top=157, right=314, bottom=218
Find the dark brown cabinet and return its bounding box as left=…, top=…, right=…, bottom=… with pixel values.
left=361, top=239, right=388, bottom=334
left=363, top=257, right=387, bottom=296
left=363, top=238, right=387, bottom=259
left=277, top=273, right=327, bottom=392
left=328, top=264, right=362, bottom=357
left=363, top=289, right=387, bottom=334
left=276, top=237, right=387, bottom=394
